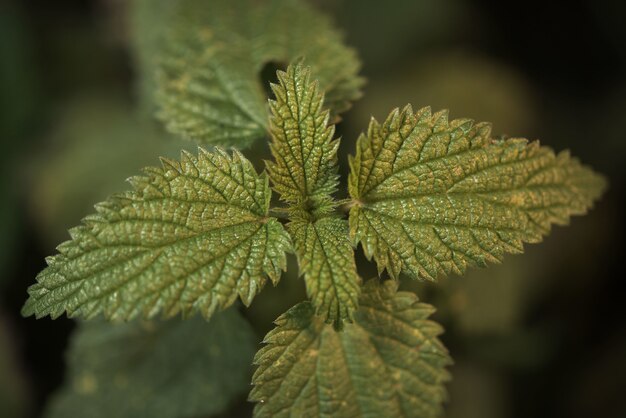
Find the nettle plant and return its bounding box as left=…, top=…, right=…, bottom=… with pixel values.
left=23, top=1, right=606, bottom=417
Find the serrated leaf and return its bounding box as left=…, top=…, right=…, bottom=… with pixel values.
left=266, top=63, right=359, bottom=326
left=156, top=0, right=363, bottom=148
left=45, top=309, right=256, bottom=418
left=250, top=279, right=452, bottom=418
left=348, top=105, right=607, bottom=280
left=22, top=148, right=291, bottom=320
left=288, top=217, right=360, bottom=326
left=266, top=63, right=340, bottom=215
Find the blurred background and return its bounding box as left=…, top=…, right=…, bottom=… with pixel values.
left=0, top=0, right=624, bottom=417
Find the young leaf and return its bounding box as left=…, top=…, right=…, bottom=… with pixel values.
left=288, top=218, right=360, bottom=326
left=266, top=63, right=340, bottom=215
left=156, top=0, right=363, bottom=148
left=45, top=310, right=256, bottom=418
left=266, top=63, right=360, bottom=325
left=250, top=279, right=452, bottom=418
left=22, top=148, right=291, bottom=320
left=348, top=105, right=607, bottom=280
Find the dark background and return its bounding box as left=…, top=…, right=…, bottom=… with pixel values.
left=1, top=0, right=624, bottom=417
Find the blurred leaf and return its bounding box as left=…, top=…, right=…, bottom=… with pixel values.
left=46, top=310, right=256, bottom=418
left=27, top=95, right=192, bottom=246
left=23, top=148, right=291, bottom=321
left=150, top=0, right=363, bottom=147
left=250, top=279, right=451, bottom=418
left=129, top=0, right=180, bottom=114
left=348, top=105, right=606, bottom=281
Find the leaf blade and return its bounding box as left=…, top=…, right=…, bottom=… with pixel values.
left=266, top=63, right=340, bottom=215
left=250, top=279, right=452, bottom=418
left=267, top=63, right=360, bottom=326
left=349, top=105, right=607, bottom=280
left=155, top=0, right=363, bottom=148
left=22, top=148, right=291, bottom=320
left=288, top=217, right=361, bottom=325
left=46, top=310, right=256, bottom=418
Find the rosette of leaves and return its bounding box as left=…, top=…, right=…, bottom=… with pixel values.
left=24, top=58, right=605, bottom=417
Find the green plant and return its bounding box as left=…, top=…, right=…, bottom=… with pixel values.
left=23, top=1, right=606, bottom=417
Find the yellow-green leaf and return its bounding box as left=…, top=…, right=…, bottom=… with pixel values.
left=349, top=105, right=607, bottom=280
left=250, top=279, right=452, bottom=418
left=22, top=148, right=291, bottom=320
left=266, top=63, right=340, bottom=216
left=155, top=0, right=363, bottom=148
left=288, top=217, right=360, bottom=326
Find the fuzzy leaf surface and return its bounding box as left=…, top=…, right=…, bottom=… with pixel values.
left=267, top=63, right=340, bottom=215
left=156, top=0, right=363, bottom=147
left=250, top=279, right=451, bottom=418
left=46, top=310, right=256, bottom=418
left=288, top=217, right=360, bottom=326
left=349, top=105, right=607, bottom=280
left=22, top=148, right=291, bottom=320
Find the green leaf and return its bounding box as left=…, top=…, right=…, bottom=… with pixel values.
left=348, top=105, right=607, bottom=280
left=156, top=0, right=363, bottom=148
left=266, top=63, right=359, bottom=326
left=45, top=309, right=256, bottom=418
left=22, top=148, right=291, bottom=320
left=250, top=279, right=452, bottom=418
left=288, top=217, right=360, bottom=326
left=129, top=0, right=180, bottom=114
left=267, top=63, right=340, bottom=216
